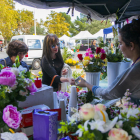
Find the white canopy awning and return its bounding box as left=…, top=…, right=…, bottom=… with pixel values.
left=71, top=30, right=95, bottom=40
left=59, top=35, right=70, bottom=41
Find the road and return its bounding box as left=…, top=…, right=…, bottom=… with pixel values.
left=0, top=49, right=85, bottom=75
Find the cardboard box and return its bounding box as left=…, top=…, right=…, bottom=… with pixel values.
left=33, top=109, right=58, bottom=140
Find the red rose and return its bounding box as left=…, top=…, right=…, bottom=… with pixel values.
left=96, top=47, right=101, bottom=54
left=77, top=54, right=83, bottom=61
left=101, top=53, right=106, bottom=60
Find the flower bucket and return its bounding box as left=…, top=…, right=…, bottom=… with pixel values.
left=107, top=62, right=121, bottom=86
left=86, top=72, right=101, bottom=86
left=77, top=49, right=79, bottom=52
left=119, top=61, right=132, bottom=75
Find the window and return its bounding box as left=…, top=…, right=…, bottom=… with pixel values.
left=27, top=39, right=41, bottom=49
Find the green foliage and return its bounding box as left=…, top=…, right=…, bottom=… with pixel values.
left=86, top=20, right=112, bottom=35
left=83, top=57, right=105, bottom=72
left=106, top=52, right=123, bottom=62
left=72, top=70, right=84, bottom=79
left=62, top=47, right=72, bottom=62
left=29, top=25, right=45, bottom=35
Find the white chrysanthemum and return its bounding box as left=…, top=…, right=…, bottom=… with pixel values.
left=11, top=67, right=19, bottom=76
left=5, top=87, right=12, bottom=93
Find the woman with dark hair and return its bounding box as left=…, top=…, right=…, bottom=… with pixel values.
left=0, top=40, right=29, bottom=71
left=41, top=34, right=75, bottom=91
left=90, top=40, right=96, bottom=53
left=76, top=18, right=140, bottom=104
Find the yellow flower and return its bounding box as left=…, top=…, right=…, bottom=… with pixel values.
left=79, top=103, right=95, bottom=120
left=84, top=56, right=90, bottom=60
left=83, top=60, right=89, bottom=66
left=94, top=54, right=98, bottom=58
left=104, top=58, right=108, bottom=66
left=65, top=59, right=68, bottom=63
left=68, top=59, right=73, bottom=64
left=38, top=71, right=42, bottom=75
left=73, top=60, right=77, bottom=65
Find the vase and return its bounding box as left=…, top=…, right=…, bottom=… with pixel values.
left=107, top=62, right=121, bottom=86
left=119, top=61, right=132, bottom=74
left=86, top=72, right=101, bottom=86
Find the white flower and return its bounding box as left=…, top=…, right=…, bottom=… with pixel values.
left=71, top=107, right=78, bottom=113
left=19, top=89, right=28, bottom=96
left=11, top=81, right=18, bottom=90
left=127, top=108, right=139, bottom=118
left=69, top=112, right=82, bottom=122
left=11, top=67, right=19, bottom=76
left=5, top=87, right=12, bottom=93
left=1, top=132, right=28, bottom=140
left=103, top=117, right=118, bottom=133
left=18, top=65, right=27, bottom=73
left=76, top=126, right=84, bottom=137
left=116, top=120, right=123, bottom=128
left=132, top=126, right=140, bottom=139
left=84, top=120, right=89, bottom=131
left=88, top=120, right=105, bottom=132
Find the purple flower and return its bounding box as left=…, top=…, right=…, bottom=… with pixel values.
left=0, top=69, right=16, bottom=87
left=27, top=81, right=37, bottom=95
left=3, top=105, right=22, bottom=129
left=101, top=48, right=105, bottom=53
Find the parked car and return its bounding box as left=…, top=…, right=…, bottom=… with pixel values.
left=11, top=35, right=45, bottom=70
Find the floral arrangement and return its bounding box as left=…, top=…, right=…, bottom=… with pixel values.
left=0, top=56, right=37, bottom=132
left=65, top=58, right=79, bottom=66
left=77, top=48, right=106, bottom=72
left=59, top=89, right=140, bottom=140
left=105, top=27, right=123, bottom=62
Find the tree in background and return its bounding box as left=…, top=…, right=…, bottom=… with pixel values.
left=29, top=25, right=45, bottom=35
left=61, top=12, right=112, bottom=37
left=0, top=0, right=18, bottom=41
left=15, top=9, right=34, bottom=35
left=86, top=20, right=112, bottom=35
left=44, top=11, right=70, bottom=37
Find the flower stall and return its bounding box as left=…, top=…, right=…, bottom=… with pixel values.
left=58, top=89, right=140, bottom=140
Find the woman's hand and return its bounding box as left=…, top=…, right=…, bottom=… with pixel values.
left=62, top=69, right=68, bottom=75
left=68, top=78, right=75, bottom=85
left=75, top=77, right=87, bottom=87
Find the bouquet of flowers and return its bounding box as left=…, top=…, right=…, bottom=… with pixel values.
left=104, top=27, right=123, bottom=62
left=0, top=56, right=37, bottom=132
left=77, top=48, right=107, bottom=72
left=59, top=89, right=140, bottom=140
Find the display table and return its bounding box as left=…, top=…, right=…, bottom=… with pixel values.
left=18, top=84, right=54, bottom=109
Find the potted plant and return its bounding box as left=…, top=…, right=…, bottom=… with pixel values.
left=103, top=27, right=123, bottom=86
left=76, top=44, right=81, bottom=52
left=77, top=47, right=106, bottom=86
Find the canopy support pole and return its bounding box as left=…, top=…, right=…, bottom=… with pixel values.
left=88, top=38, right=89, bottom=49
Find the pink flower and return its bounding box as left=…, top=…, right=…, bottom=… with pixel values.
left=0, top=69, right=16, bottom=87
left=3, top=105, right=22, bottom=129
left=84, top=52, right=89, bottom=56
left=86, top=48, right=91, bottom=52
left=27, top=81, right=37, bottom=95
left=101, top=49, right=105, bottom=53
left=89, top=54, right=94, bottom=58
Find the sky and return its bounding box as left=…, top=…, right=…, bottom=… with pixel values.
left=14, top=1, right=81, bottom=22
